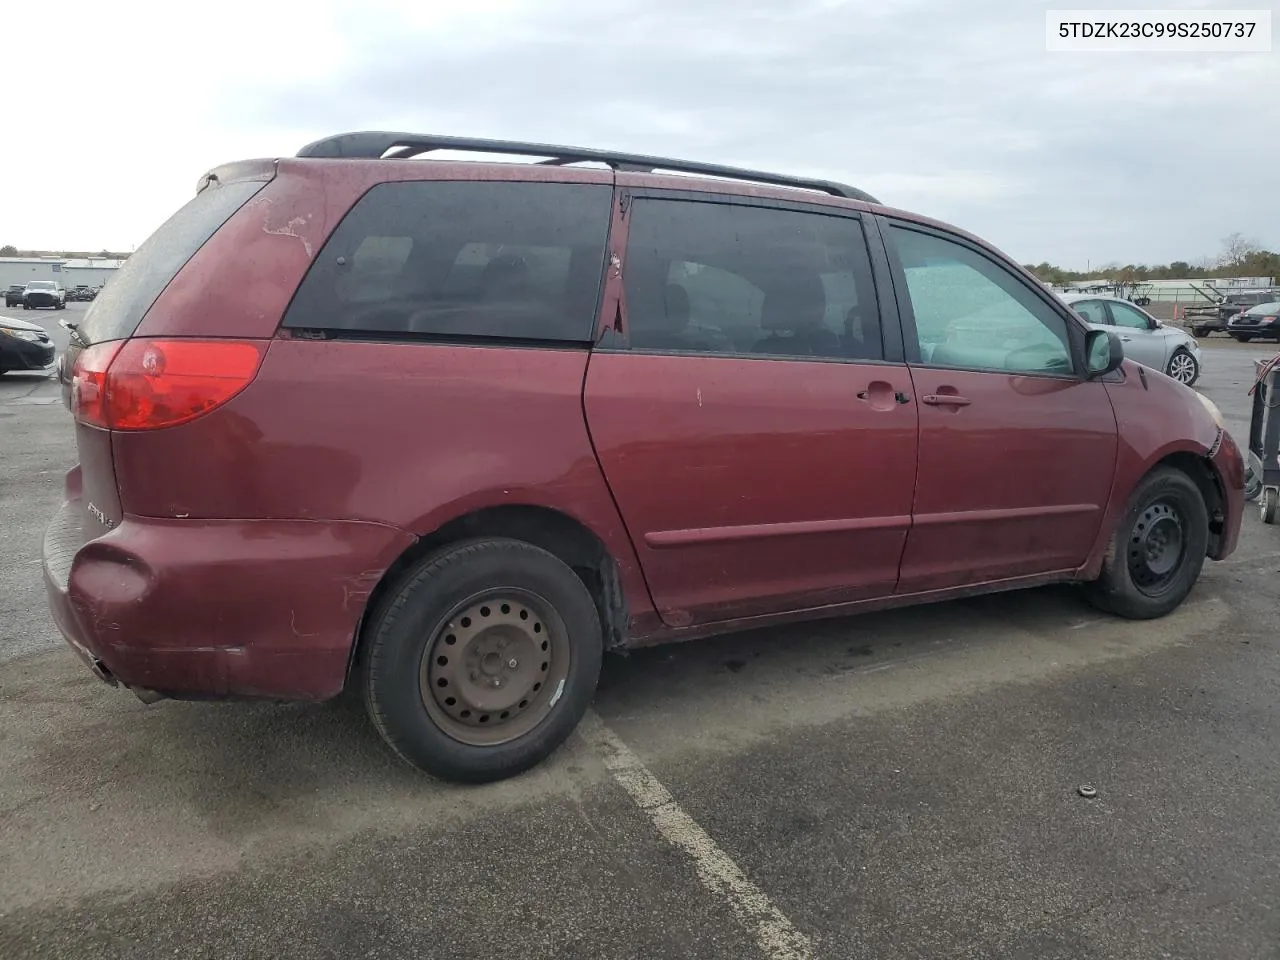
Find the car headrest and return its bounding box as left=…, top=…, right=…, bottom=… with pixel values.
left=760, top=274, right=826, bottom=331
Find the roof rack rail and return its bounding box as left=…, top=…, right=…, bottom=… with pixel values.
left=295, top=131, right=879, bottom=204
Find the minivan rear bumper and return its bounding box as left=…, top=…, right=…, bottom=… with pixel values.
left=43, top=499, right=415, bottom=700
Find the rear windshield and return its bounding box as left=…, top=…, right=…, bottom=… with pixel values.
left=77, top=179, right=267, bottom=345
left=282, top=181, right=613, bottom=342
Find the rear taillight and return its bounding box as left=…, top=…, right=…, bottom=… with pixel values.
left=70, top=341, right=123, bottom=428
left=71, top=338, right=266, bottom=430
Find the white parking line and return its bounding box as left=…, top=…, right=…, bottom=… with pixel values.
left=579, top=711, right=814, bottom=960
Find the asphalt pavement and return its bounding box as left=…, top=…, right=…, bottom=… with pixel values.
left=3, top=323, right=1280, bottom=959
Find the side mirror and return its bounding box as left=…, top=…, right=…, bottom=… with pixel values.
left=1086, top=329, right=1124, bottom=378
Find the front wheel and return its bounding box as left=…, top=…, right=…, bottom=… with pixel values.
left=361, top=538, right=603, bottom=783
left=1234, top=335, right=1254, bottom=343
left=1084, top=467, right=1208, bottom=619
left=1166, top=348, right=1199, bottom=386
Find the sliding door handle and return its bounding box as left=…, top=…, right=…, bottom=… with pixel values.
left=922, top=394, right=971, bottom=407
left=856, top=390, right=912, bottom=404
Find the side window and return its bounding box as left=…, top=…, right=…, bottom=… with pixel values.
left=1072, top=300, right=1110, bottom=326
left=1108, top=302, right=1153, bottom=331
left=283, top=181, right=613, bottom=342
left=889, top=226, right=1073, bottom=376
left=622, top=199, right=882, bottom=361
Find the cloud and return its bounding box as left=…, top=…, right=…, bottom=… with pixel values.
left=1, top=0, right=1274, bottom=268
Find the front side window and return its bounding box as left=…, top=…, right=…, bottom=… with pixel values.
left=621, top=199, right=883, bottom=361
left=1107, top=302, right=1153, bottom=331
left=889, top=226, right=1073, bottom=376
left=284, top=181, right=613, bottom=342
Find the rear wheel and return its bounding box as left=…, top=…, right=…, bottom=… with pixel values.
left=1235, top=335, right=1253, bottom=343
left=1084, top=467, right=1208, bottom=619
left=361, top=537, right=603, bottom=783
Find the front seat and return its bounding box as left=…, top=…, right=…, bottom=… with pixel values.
left=752, top=275, right=840, bottom=357
left=629, top=283, right=709, bottom=351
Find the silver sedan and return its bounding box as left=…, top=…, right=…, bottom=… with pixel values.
left=1061, top=293, right=1202, bottom=386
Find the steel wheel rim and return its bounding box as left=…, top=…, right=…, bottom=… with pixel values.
left=419, top=588, right=571, bottom=747
left=1127, top=500, right=1186, bottom=595
left=1169, top=354, right=1196, bottom=383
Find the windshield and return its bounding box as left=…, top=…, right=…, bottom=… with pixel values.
left=26, top=281, right=55, bottom=290
left=1246, top=301, right=1280, bottom=316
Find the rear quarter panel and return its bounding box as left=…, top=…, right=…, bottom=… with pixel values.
left=112, top=339, right=655, bottom=628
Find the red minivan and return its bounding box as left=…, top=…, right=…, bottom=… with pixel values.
left=44, top=132, right=1244, bottom=782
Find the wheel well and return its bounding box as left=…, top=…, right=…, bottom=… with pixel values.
left=1155, top=451, right=1225, bottom=554
left=348, top=506, right=628, bottom=684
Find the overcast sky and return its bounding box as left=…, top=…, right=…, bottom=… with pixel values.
left=2, top=0, right=1275, bottom=268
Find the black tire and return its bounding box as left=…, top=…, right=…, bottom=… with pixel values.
left=1235, top=335, right=1253, bottom=343
left=1261, top=488, right=1278, bottom=524
left=361, top=537, right=602, bottom=783
left=1191, top=326, right=1207, bottom=338
left=1165, top=348, right=1199, bottom=386
left=1245, top=459, right=1262, bottom=502
left=1084, top=467, right=1208, bottom=619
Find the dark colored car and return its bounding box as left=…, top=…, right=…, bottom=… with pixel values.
left=0, top=314, right=55, bottom=374
left=69, top=285, right=97, bottom=302
left=1220, top=290, right=1278, bottom=322
left=43, top=131, right=1245, bottom=783
left=1190, top=291, right=1278, bottom=338
left=5, top=284, right=25, bottom=307
left=1227, top=300, right=1280, bottom=342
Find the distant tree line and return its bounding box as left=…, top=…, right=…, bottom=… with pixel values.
left=0, top=244, right=130, bottom=259
left=1024, top=233, right=1279, bottom=287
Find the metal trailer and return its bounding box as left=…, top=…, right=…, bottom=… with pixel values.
left=1247, top=355, right=1280, bottom=521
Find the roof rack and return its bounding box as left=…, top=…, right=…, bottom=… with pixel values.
left=295, top=131, right=879, bottom=203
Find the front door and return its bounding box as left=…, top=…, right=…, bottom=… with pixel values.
left=883, top=222, right=1119, bottom=593
left=584, top=195, right=918, bottom=626
left=1104, top=299, right=1168, bottom=371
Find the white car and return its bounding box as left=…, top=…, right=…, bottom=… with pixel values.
left=1061, top=293, right=1201, bottom=386
left=22, top=280, right=67, bottom=311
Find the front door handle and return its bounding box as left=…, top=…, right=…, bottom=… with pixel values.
left=1120, top=336, right=1133, bottom=342
left=922, top=394, right=971, bottom=407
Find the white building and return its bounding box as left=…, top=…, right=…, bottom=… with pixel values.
left=0, top=256, right=125, bottom=291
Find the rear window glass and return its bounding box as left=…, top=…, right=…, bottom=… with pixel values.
left=282, top=181, right=613, bottom=342
left=77, top=179, right=267, bottom=345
